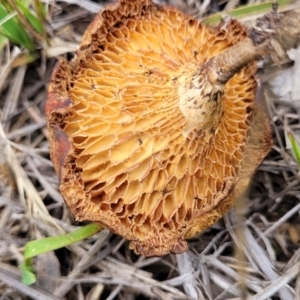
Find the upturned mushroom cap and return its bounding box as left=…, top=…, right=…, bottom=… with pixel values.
left=45, top=0, right=272, bottom=256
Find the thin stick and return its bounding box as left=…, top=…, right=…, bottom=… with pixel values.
left=202, top=8, right=300, bottom=93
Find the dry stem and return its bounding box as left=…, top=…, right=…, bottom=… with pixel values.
left=206, top=8, right=300, bottom=88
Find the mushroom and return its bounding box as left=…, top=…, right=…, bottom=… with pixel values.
left=45, top=0, right=272, bottom=256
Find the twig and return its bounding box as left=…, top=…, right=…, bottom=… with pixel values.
left=201, top=8, right=300, bottom=98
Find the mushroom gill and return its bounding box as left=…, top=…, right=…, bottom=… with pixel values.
left=45, top=0, right=272, bottom=256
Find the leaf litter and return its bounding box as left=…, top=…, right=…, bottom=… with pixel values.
left=0, top=0, right=300, bottom=299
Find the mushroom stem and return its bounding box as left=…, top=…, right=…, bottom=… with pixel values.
left=204, top=8, right=300, bottom=88
left=178, top=68, right=224, bottom=136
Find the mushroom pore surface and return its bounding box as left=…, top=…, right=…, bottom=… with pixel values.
left=46, top=0, right=272, bottom=256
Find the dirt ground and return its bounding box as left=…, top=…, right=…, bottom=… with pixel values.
left=0, top=0, right=300, bottom=299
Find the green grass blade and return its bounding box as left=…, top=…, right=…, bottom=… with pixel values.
left=0, top=34, right=8, bottom=51
left=0, top=4, right=35, bottom=51
left=33, top=0, right=47, bottom=26
left=288, top=132, right=300, bottom=168
left=15, top=0, right=44, bottom=34
left=34, top=0, right=47, bottom=18
left=202, top=0, right=294, bottom=25
left=22, top=0, right=32, bottom=6
left=23, top=223, right=102, bottom=260
left=20, top=223, right=102, bottom=285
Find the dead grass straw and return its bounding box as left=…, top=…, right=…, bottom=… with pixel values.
left=0, top=1, right=299, bottom=299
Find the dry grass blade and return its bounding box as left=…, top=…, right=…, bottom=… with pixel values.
left=53, top=230, right=110, bottom=297
left=248, top=261, right=300, bottom=300
left=296, top=274, right=300, bottom=300
left=97, top=257, right=192, bottom=299
left=0, top=0, right=299, bottom=299
left=0, top=47, right=21, bottom=93
left=264, top=199, right=300, bottom=236
left=0, top=118, right=62, bottom=234
left=176, top=252, right=203, bottom=298
left=225, top=211, right=294, bottom=300
left=2, top=63, right=26, bottom=132
left=58, top=0, right=103, bottom=13
left=6, top=121, right=45, bottom=139
left=26, top=156, right=63, bottom=204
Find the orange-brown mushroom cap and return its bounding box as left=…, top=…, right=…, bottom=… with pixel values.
left=45, top=0, right=272, bottom=256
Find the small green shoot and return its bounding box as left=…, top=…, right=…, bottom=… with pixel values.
left=288, top=132, right=300, bottom=168
left=20, top=262, right=36, bottom=285
left=20, top=223, right=102, bottom=285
